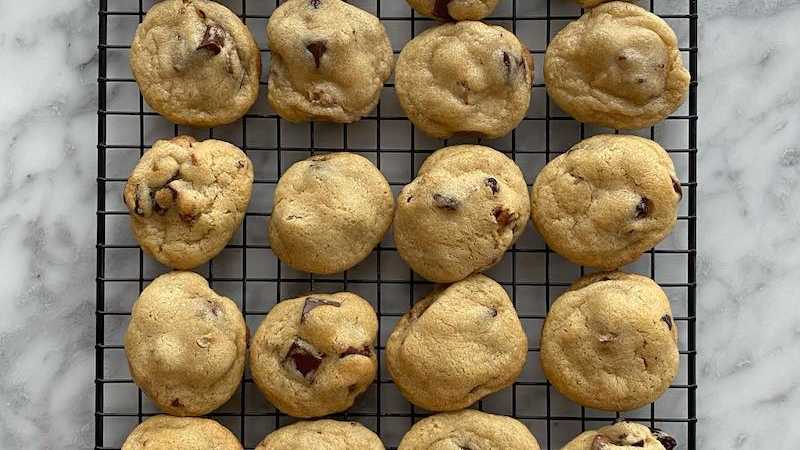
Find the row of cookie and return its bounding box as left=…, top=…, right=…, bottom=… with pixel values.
left=123, top=134, right=682, bottom=283
left=125, top=269, right=677, bottom=418
left=131, top=0, right=689, bottom=137
left=122, top=269, right=678, bottom=448
left=122, top=412, right=676, bottom=449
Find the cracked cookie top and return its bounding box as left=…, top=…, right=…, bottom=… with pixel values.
left=122, top=415, right=242, bottom=450
left=386, top=274, right=527, bottom=411
left=544, top=2, right=690, bottom=129
left=395, top=21, right=533, bottom=139
left=268, top=152, right=394, bottom=274
left=540, top=272, right=679, bottom=412
left=398, top=410, right=540, bottom=450
left=249, top=292, right=379, bottom=418
left=256, top=420, right=384, bottom=450
left=266, top=0, right=394, bottom=123
left=530, top=134, right=681, bottom=270
left=563, top=420, right=677, bottom=450
left=130, top=0, right=261, bottom=127
left=124, top=272, right=248, bottom=417
left=406, top=0, right=499, bottom=21
left=394, top=145, right=529, bottom=283
left=123, top=136, right=254, bottom=270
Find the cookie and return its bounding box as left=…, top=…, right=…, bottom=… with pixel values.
left=267, top=0, right=393, bottom=123
left=250, top=292, right=378, bottom=418
left=123, top=136, right=254, bottom=270
left=130, top=0, right=261, bottom=127
left=544, top=2, right=690, bottom=129
left=122, top=415, right=242, bottom=450
left=386, top=274, right=527, bottom=411
left=255, top=420, right=384, bottom=450
left=540, top=272, right=679, bottom=411
left=268, top=152, right=394, bottom=274
left=398, top=410, right=540, bottom=450
left=124, top=271, right=247, bottom=416
left=563, top=420, right=677, bottom=450
left=394, top=145, right=529, bottom=283
left=406, top=0, right=499, bottom=21
left=530, top=135, right=681, bottom=270
left=395, top=21, right=533, bottom=139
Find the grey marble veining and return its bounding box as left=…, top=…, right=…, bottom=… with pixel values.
left=0, top=0, right=797, bottom=448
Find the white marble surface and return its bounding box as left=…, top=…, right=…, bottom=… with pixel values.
left=0, top=0, right=797, bottom=448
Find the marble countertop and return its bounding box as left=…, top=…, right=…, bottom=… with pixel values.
left=1, top=0, right=798, bottom=448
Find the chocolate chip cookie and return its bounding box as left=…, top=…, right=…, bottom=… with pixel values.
left=395, top=21, right=533, bottom=139
left=250, top=292, right=378, bottom=418
left=544, top=2, right=690, bottom=129
left=540, top=272, right=679, bottom=411
left=255, top=420, right=384, bottom=450
left=398, top=410, right=540, bottom=450
left=124, top=271, right=247, bottom=416
left=386, top=274, right=527, bottom=411
left=122, top=415, right=242, bottom=450
left=394, top=145, right=529, bottom=283
left=123, top=136, right=254, bottom=270
left=267, top=0, right=394, bottom=123
left=406, top=0, right=499, bottom=21
left=268, top=152, right=394, bottom=274
left=530, top=135, right=681, bottom=270
left=563, top=420, right=677, bottom=450
left=130, top=0, right=261, bottom=127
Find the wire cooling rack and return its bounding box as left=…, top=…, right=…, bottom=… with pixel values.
left=96, top=0, right=697, bottom=448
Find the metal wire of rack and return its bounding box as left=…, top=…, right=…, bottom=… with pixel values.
left=96, top=0, right=697, bottom=448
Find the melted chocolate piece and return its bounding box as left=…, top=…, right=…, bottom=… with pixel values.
left=635, top=197, right=652, bottom=219
left=433, top=193, right=459, bottom=210
left=300, top=297, right=342, bottom=322
left=661, top=314, right=673, bottom=330
left=285, top=340, right=323, bottom=381
left=485, top=177, right=499, bottom=194
left=432, top=0, right=454, bottom=20
left=340, top=345, right=372, bottom=358
left=198, top=24, right=225, bottom=54
left=651, top=428, right=677, bottom=450
left=306, top=41, right=327, bottom=69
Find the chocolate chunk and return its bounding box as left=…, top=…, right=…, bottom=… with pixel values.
left=306, top=41, right=326, bottom=69
left=310, top=0, right=322, bottom=8
left=671, top=175, right=683, bottom=199
left=632, top=441, right=645, bottom=447
left=406, top=195, right=414, bottom=203
left=458, top=445, right=474, bottom=450
left=237, top=160, right=246, bottom=169
left=492, top=207, right=517, bottom=228
left=651, top=429, right=677, bottom=450
left=198, top=24, right=225, bottom=55
left=195, top=8, right=206, bottom=20
left=618, top=55, right=627, bottom=61
left=487, top=306, right=498, bottom=317
left=171, top=398, right=183, bottom=407
left=637, top=78, right=646, bottom=84
left=433, top=193, right=459, bottom=210
left=301, top=296, right=342, bottom=322
left=485, top=177, right=499, bottom=194
left=661, top=314, right=673, bottom=330
left=340, top=345, right=372, bottom=358
left=432, top=0, right=454, bottom=20
left=503, top=51, right=512, bottom=79
left=635, top=197, right=652, bottom=219
left=285, top=339, right=324, bottom=381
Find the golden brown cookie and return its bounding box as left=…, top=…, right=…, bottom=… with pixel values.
left=398, top=410, right=540, bottom=450
left=130, top=0, right=261, bottom=127
left=530, top=135, right=681, bottom=270
left=395, top=21, right=533, bottom=139
left=563, top=420, right=677, bottom=450
left=540, top=272, right=679, bottom=411
left=121, top=415, right=242, bottom=450
left=250, top=292, right=378, bottom=418
left=255, top=420, right=384, bottom=450
left=394, top=145, right=529, bottom=283
left=123, top=136, right=253, bottom=270
left=406, top=0, right=499, bottom=21
left=124, top=271, right=247, bottom=416
left=386, top=274, right=527, bottom=411
left=267, top=0, right=394, bottom=123
left=268, top=152, right=394, bottom=274
left=544, top=2, right=690, bottom=129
